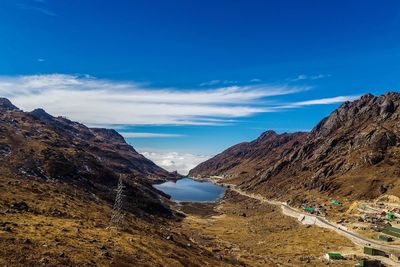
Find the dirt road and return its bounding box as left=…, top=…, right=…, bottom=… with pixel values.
left=224, top=183, right=400, bottom=255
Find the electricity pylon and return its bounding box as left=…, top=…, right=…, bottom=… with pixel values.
left=109, top=175, right=125, bottom=228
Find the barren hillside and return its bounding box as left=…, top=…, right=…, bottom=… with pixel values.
left=190, top=92, right=400, bottom=202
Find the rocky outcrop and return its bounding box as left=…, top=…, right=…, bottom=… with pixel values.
left=30, top=108, right=55, bottom=122
left=190, top=92, right=400, bottom=200
left=91, top=128, right=126, bottom=143
left=0, top=98, right=19, bottom=111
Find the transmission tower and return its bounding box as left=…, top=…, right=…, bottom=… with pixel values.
left=109, top=175, right=125, bottom=228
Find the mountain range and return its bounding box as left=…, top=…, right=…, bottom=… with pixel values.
left=190, top=92, right=400, bottom=204
left=2, top=92, right=400, bottom=265
left=1, top=98, right=239, bottom=266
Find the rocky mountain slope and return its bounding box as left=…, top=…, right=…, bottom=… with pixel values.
left=189, top=131, right=308, bottom=181
left=0, top=98, right=182, bottom=216
left=190, top=92, right=400, bottom=202
left=0, top=99, right=235, bottom=266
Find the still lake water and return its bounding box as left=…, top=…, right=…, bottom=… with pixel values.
left=154, top=178, right=226, bottom=202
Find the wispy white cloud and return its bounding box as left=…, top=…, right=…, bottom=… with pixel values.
left=0, top=74, right=308, bottom=126
left=276, top=95, right=360, bottom=109
left=250, top=78, right=261, bottom=82
left=119, top=132, right=185, bottom=138
left=200, top=79, right=237, bottom=86
left=310, top=74, right=331, bottom=80
left=200, top=80, right=221, bottom=86
left=37, top=58, right=45, bottom=62
left=17, top=3, right=56, bottom=16
left=140, top=150, right=210, bottom=175
left=292, top=74, right=331, bottom=81
left=292, top=74, right=308, bottom=81
left=223, top=80, right=237, bottom=84
left=0, top=74, right=359, bottom=127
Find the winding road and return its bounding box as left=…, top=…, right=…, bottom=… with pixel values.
left=223, top=183, right=400, bottom=254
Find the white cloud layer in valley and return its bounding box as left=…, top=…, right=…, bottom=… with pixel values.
left=119, top=132, right=184, bottom=138
left=140, top=150, right=210, bottom=175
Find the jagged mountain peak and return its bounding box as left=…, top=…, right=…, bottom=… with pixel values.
left=256, top=130, right=278, bottom=140
left=312, top=92, right=400, bottom=137
left=30, top=108, right=55, bottom=122
left=0, top=98, right=19, bottom=111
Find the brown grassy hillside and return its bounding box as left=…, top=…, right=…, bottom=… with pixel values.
left=0, top=99, right=233, bottom=266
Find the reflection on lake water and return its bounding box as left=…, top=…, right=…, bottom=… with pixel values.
left=154, top=178, right=226, bottom=202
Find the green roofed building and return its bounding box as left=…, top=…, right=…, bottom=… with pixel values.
left=356, top=258, right=383, bottom=267
left=383, top=226, right=400, bottom=238
left=378, top=235, right=393, bottom=242
left=386, top=212, right=394, bottom=221
left=364, top=247, right=386, bottom=256
left=304, top=207, right=314, bottom=213
left=324, top=252, right=343, bottom=260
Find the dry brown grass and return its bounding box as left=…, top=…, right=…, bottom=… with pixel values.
left=180, top=191, right=358, bottom=267
left=0, top=175, right=237, bottom=266
left=0, top=174, right=364, bottom=266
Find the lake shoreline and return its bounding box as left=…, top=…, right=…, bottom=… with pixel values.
left=154, top=177, right=226, bottom=203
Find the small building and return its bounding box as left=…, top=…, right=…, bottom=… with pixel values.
left=383, top=226, right=400, bottom=238
left=378, top=235, right=393, bottom=242
left=324, top=252, right=343, bottom=260
left=304, top=207, right=314, bottom=213
left=390, top=253, right=400, bottom=263
left=356, top=259, right=383, bottom=267
left=363, top=247, right=386, bottom=256
left=386, top=212, right=394, bottom=221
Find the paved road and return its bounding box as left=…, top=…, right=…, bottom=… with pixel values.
left=224, top=184, right=400, bottom=254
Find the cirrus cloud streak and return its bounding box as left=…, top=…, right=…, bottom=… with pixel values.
left=119, top=132, right=185, bottom=138
left=0, top=74, right=308, bottom=126
left=277, top=95, right=361, bottom=109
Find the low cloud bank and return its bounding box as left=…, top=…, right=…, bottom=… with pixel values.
left=140, top=150, right=210, bottom=175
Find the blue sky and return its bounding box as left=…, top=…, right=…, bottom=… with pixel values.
left=0, top=0, right=400, bottom=173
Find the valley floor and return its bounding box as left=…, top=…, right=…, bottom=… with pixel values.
left=179, top=190, right=359, bottom=266
left=1, top=173, right=384, bottom=266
